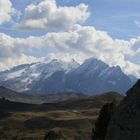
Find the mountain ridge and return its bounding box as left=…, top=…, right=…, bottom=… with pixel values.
left=0, top=57, right=135, bottom=95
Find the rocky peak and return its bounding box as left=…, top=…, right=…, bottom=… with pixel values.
left=105, top=79, right=140, bottom=140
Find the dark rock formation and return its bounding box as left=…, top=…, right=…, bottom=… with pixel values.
left=105, top=79, right=140, bottom=140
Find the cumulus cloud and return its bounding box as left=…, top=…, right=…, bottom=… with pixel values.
left=0, top=54, right=40, bottom=71
left=0, top=0, right=16, bottom=25
left=0, top=25, right=140, bottom=77
left=0, top=0, right=139, bottom=77
left=19, top=0, right=90, bottom=30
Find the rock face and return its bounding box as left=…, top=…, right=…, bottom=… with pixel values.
left=105, top=79, right=140, bottom=140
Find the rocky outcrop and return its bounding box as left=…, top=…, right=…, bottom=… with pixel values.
left=105, top=79, right=140, bottom=140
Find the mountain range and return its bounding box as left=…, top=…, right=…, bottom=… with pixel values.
left=0, top=57, right=136, bottom=95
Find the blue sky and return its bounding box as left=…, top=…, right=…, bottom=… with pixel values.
left=62, top=0, right=140, bottom=39
left=0, top=0, right=140, bottom=77
left=1, top=0, right=140, bottom=39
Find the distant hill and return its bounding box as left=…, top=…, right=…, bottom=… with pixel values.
left=0, top=91, right=124, bottom=112
left=0, top=86, right=86, bottom=104
left=47, top=92, right=124, bottom=110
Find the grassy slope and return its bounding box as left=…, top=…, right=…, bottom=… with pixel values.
left=0, top=92, right=123, bottom=140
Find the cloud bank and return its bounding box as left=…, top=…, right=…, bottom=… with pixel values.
left=0, top=0, right=140, bottom=78
left=0, top=25, right=140, bottom=77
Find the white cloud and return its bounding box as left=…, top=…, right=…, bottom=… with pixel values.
left=0, top=0, right=15, bottom=25
left=0, top=54, right=40, bottom=71
left=0, top=0, right=140, bottom=79
left=0, top=25, right=140, bottom=77
left=19, top=0, right=90, bottom=30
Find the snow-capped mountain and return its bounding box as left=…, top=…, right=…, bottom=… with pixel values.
left=0, top=57, right=135, bottom=95
left=66, top=58, right=133, bottom=95
left=0, top=59, right=79, bottom=92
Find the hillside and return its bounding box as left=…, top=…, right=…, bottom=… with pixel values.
left=0, top=86, right=86, bottom=104
left=0, top=92, right=123, bottom=140
left=106, top=79, right=140, bottom=140
left=46, top=92, right=124, bottom=110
